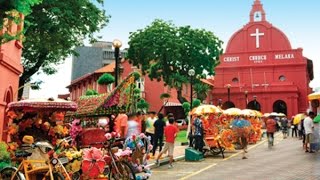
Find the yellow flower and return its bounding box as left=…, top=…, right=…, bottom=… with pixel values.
left=71, top=160, right=81, bottom=172
left=54, top=125, right=64, bottom=134
left=65, top=151, right=73, bottom=160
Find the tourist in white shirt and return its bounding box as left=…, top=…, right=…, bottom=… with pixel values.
left=303, top=111, right=316, bottom=153
left=145, top=111, right=157, bottom=145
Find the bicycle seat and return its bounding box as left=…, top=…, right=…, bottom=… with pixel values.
left=15, top=150, right=32, bottom=158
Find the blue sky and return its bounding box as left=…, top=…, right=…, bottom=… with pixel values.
left=30, top=0, right=320, bottom=98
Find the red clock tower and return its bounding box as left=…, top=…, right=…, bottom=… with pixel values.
left=212, top=0, right=314, bottom=117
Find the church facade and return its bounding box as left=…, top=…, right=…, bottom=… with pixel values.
left=212, top=0, right=314, bottom=117
left=0, top=14, right=24, bottom=141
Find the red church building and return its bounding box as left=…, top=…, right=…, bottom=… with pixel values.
left=212, top=0, right=314, bottom=117
left=0, top=14, right=24, bottom=141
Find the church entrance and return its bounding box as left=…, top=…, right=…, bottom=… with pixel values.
left=247, top=100, right=261, bottom=111
left=273, top=100, right=287, bottom=115
left=222, top=101, right=235, bottom=110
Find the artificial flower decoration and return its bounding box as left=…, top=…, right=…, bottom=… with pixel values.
left=41, top=121, right=50, bottom=131
left=114, top=148, right=132, bottom=157
left=7, top=111, right=17, bottom=119
left=70, top=119, right=82, bottom=146
left=71, top=159, right=81, bottom=173
left=104, top=133, right=112, bottom=140
left=82, top=147, right=105, bottom=178
left=8, top=124, right=18, bottom=135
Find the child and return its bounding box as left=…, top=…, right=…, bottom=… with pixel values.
left=155, top=117, right=179, bottom=169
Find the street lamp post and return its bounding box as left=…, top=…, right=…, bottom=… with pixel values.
left=188, top=68, right=195, bottom=147
left=227, top=84, right=231, bottom=102
left=112, top=39, right=122, bottom=87
left=188, top=69, right=195, bottom=110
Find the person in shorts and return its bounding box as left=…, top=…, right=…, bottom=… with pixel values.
left=155, top=117, right=179, bottom=169
left=304, top=111, right=315, bottom=153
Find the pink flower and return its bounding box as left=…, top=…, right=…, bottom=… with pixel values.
left=82, top=147, right=105, bottom=178
left=105, top=133, right=112, bottom=140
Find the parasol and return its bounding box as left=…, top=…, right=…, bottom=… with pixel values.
left=7, top=98, right=78, bottom=112
left=263, top=113, right=270, bottom=118
left=190, top=104, right=222, bottom=115
left=223, top=108, right=242, bottom=116
left=277, top=113, right=286, bottom=117
left=241, top=109, right=257, bottom=117
left=252, top=110, right=263, bottom=117
left=293, top=113, right=305, bottom=125
left=308, top=92, right=320, bottom=101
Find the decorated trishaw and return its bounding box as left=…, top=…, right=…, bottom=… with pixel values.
left=64, top=72, right=152, bottom=180
left=189, top=105, right=263, bottom=158
left=1, top=98, right=77, bottom=180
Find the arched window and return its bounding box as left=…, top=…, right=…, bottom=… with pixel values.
left=279, top=75, right=286, bottom=82
left=232, top=78, right=239, bottom=83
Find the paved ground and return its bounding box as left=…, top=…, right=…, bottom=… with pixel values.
left=149, top=134, right=320, bottom=180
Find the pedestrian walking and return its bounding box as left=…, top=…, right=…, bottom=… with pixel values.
left=290, top=116, right=298, bottom=137
left=311, top=118, right=320, bottom=152
left=155, top=117, right=179, bottom=169
left=304, top=111, right=315, bottom=153
left=152, top=113, right=166, bottom=157
left=265, top=115, right=277, bottom=148
left=232, top=116, right=251, bottom=159
left=115, top=113, right=128, bottom=138
left=193, top=114, right=204, bottom=153
left=280, top=117, right=289, bottom=139
left=145, top=111, right=157, bottom=145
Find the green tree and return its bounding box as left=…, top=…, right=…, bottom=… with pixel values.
left=18, top=0, right=109, bottom=98
left=97, top=73, right=115, bottom=86
left=127, top=19, right=223, bottom=103
left=192, top=99, right=201, bottom=108
left=193, top=82, right=210, bottom=102
left=182, top=102, right=190, bottom=117
left=137, top=99, right=149, bottom=113
left=85, top=89, right=98, bottom=96
left=0, top=0, right=42, bottom=44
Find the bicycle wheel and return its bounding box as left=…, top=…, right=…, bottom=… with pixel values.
left=0, top=167, right=25, bottom=180
left=109, top=161, right=136, bottom=180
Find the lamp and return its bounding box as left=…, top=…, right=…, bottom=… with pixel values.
left=112, top=39, right=122, bottom=87
left=188, top=68, right=195, bottom=147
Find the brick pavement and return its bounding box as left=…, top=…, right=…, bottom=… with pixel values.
left=149, top=134, right=320, bottom=180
